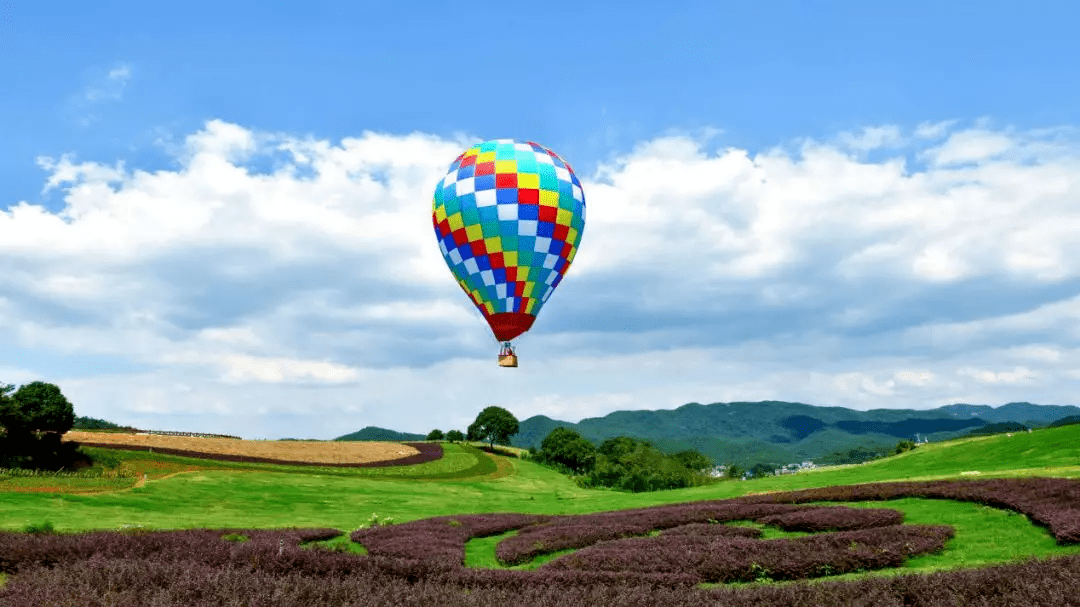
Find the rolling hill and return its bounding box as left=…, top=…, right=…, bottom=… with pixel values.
left=335, top=426, right=426, bottom=442
left=507, top=400, right=1080, bottom=466
left=337, top=400, right=1079, bottom=468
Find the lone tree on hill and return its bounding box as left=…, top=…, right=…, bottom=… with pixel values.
left=467, top=406, right=519, bottom=448
left=426, top=429, right=445, bottom=441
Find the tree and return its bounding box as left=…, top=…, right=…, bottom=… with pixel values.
left=445, top=429, right=464, bottom=443
left=6, top=382, right=75, bottom=435
left=894, top=440, right=916, bottom=454
left=747, top=463, right=776, bottom=479
left=539, top=427, right=596, bottom=474
left=426, top=429, right=445, bottom=441
left=0, top=381, right=80, bottom=470
left=468, top=406, right=519, bottom=448
left=673, top=449, right=713, bottom=473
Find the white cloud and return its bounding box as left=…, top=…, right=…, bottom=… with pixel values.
left=956, top=366, right=1037, bottom=385
left=836, top=125, right=904, bottom=151
left=83, top=64, right=131, bottom=102
left=3, top=119, right=1080, bottom=437
left=923, top=129, right=1016, bottom=166
left=65, top=62, right=132, bottom=126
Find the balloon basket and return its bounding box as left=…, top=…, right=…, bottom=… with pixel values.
left=498, top=342, right=518, bottom=367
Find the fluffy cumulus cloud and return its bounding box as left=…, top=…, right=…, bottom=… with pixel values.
left=2, top=120, right=1080, bottom=438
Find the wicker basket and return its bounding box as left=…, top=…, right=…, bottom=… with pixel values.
left=498, top=354, right=518, bottom=367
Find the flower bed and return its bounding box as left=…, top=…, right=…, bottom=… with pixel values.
left=542, top=524, right=955, bottom=583
left=495, top=503, right=902, bottom=565
left=1, top=477, right=1078, bottom=605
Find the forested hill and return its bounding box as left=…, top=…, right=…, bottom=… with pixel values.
left=510, top=400, right=1080, bottom=467
left=334, top=426, right=425, bottom=442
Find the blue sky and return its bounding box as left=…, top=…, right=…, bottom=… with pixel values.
left=2, top=1, right=1080, bottom=439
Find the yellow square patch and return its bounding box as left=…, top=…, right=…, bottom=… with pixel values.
left=517, top=173, right=539, bottom=189
left=567, top=226, right=579, bottom=244
left=540, top=190, right=560, bottom=207
left=495, top=160, right=517, bottom=174
left=434, top=205, right=447, bottom=223
left=465, top=224, right=483, bottom=242
left=522, top=282, right=534, bottom=298
left=503, top=251, right=518, bottom=267
left=477, top=151, right=496, bottom=163
left=556, top=208, right=573, bottom=226
left=448, top=212, right=464, bottom=231
left=484, top=237, right=502, bottom=253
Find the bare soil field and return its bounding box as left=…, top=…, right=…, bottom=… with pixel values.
left=62, top=431, right=420, bottom=465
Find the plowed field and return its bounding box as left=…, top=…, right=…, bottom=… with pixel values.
left=62, top=431, right=418, bottom=465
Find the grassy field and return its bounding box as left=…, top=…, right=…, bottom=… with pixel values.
left=1, top=426, right=1078, bottom=584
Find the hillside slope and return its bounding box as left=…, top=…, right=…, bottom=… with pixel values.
left=510, top=400, right=1080, bottom=466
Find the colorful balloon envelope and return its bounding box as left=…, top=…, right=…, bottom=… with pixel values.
left=433, top=139, right=586, bottom=362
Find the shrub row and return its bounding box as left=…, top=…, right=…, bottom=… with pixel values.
left=543, top=524, right=955, bottom=583
left=2, top=547, right=1080, bottom=606
left=736, top=477, right=1080, bottom=544
left=757, top=505, right=905, bottom=532
left=352, top=513, right=551, bottom=566
left=496, top=503, right=902, bottom=565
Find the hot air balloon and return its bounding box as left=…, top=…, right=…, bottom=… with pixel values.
left=433, top=139, right=586, bottom=367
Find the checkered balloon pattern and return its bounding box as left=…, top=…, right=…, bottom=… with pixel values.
left=433, top=139, right=586, bottom=342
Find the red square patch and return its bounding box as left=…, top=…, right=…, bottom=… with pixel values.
left=452, top=228, right=469, bottom=247
left=518, top=188, right=539, bottom=205
left=496, top=173, right=517, bottom=188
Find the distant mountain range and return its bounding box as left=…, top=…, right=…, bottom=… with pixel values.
left=336, top=401, right=1080, bottom=467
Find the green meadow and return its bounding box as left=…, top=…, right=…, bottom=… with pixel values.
left=2, top=425, right=1079, bottom=581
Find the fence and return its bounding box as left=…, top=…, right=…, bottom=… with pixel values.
left=139, top=430, right=241, bottom=440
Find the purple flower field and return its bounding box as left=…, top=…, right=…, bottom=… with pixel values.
left=1, top=477, right=1078, bottom=606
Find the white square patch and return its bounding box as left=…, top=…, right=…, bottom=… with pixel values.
left=518, top=219, right=538, bottom=236
left=475, top=189, right=497, bottom=207
left=455, top=177, right=475, bottom=196
left=497, top=203, right=518, bottom=220
left=534, top=236, right=551, bottom=253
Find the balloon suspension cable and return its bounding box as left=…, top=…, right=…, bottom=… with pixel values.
left=499, top=341, right=516, bottom=357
